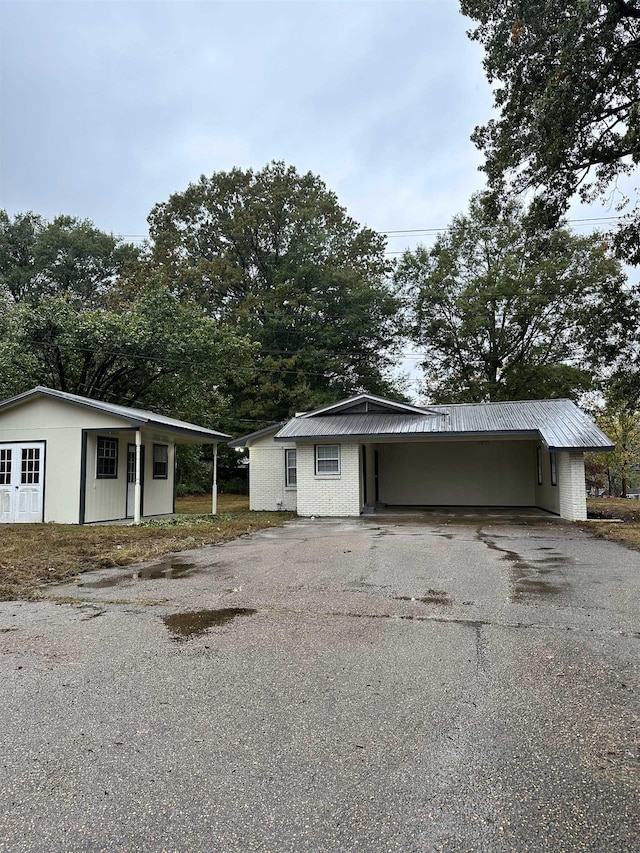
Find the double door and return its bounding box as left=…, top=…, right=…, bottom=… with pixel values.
left=0, top=442, right=45, bottom=523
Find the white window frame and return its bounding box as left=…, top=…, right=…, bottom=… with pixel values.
left=285, top=448, right=297, bottom=489
left=315, top=444, right=340, bottom=475
left=550, top=451, right=558, bottom=487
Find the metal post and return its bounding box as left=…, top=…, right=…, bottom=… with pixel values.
left=134, top=430, right=142, bottom=524
left=212, top=443, right=218, bottom=515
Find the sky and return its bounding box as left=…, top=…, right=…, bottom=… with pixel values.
left=2, top=0, right=631, bottom=250
left=3, top=0, right=635, bottom=400
left=0, top=0, right=493, bottom=254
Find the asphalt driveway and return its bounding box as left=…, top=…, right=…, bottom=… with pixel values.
left=0, top=516, right=639, bottom=852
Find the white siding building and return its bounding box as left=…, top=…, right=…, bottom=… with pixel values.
left=230, top=394, right=614, bottom=522
left=0, top=387, right=228, bottom=524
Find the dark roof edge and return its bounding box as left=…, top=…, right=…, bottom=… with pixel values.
left=301, top=393, right=436, bottom=419
left=547, top=444, right=614, bottom=453
left=274, top=429, right=541, bottom=442
left=0, top=387, right=229, bottom=440
left=0, top=386, right=148, bottom=424
left=228, top=423, right=285, bottom=448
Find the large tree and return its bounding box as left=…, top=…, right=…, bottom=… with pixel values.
left=461, top=0, right=640, bottom=264
left=0, top=211, right=140, bottom=305
left=395, top=193, right=634, bottom=402
left=148, top=161, right=404, bottom=425
left=0, top=211, right=256, bottom=427
left=0, top=284, right=256, bottom=425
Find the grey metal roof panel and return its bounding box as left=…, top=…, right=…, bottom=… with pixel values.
left=0, top=387, right=230, bottom=441
left=274, top=399, right=613, bottom=450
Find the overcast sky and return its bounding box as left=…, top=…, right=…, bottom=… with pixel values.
left=1, top=0, right=495, bottom=255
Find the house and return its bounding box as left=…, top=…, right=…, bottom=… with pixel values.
left=229, top=393, right=614, bottom=521
left=0, top=387, right=229, bottom=524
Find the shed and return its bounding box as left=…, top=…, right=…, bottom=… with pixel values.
left=0, top=387, right=228, bottom=524
left=229, top=393, right=614, bottom=521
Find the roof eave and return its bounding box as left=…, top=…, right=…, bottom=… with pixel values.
left=228, top=423, right=285, bottom=448
left=547, top=444, right=615, bottom=453
left=274, top=429, right=541, bottom=442
left=0, top=387, right=228, bottom=441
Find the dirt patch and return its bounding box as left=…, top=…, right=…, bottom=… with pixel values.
left=584, top=498, right=640, bottom=552
left=0, top=495, right=293, bottom=601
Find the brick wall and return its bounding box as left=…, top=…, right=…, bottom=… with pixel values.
left=248, top=436, right=297, bottom=511
left=296, top=442, right=361, bottom=516
left=557, top=451, right=587, bottom=521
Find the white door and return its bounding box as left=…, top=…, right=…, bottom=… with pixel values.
left=0, top=443, right=45, bottom=523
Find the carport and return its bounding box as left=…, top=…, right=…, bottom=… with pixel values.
left=360, top=435, right=557, bottom=514
left=233, top=393, right=614, bottom=521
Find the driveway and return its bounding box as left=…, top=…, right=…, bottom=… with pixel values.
left=0, top=517, right=639, bottom=852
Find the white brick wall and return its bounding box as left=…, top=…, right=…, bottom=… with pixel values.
left=296, top=442, right=361, bottom=516
left=248, top=436, right=297, bottom=511
left=557, top=451, right=587, bottom=521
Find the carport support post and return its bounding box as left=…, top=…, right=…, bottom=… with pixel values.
left=134, top=430, right=142, bottom=524
left=211, top=443, right=218, bottom=515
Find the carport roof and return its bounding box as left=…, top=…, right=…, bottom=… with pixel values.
left=271, top=396, right=614, bottom=451
left=0, top=387, right=230, bottom=443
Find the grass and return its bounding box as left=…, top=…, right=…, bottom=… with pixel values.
left=0, top=494, right=292, bottom=602
left=585, top=497, right=640, bottom=551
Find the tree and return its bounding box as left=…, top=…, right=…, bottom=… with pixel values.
left=461, top=0, right=640, bottom=264
left=148, top=161, right=405, bottom=425
left=0, top=211, right=140, bottom=306
left=395, top=193, right=634, bottom=402
left=594, top=395, right=640, bottom=496
left=0, top=283, right=257, bottom=425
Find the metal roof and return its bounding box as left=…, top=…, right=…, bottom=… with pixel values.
left=228, top=423, right=284, bottom=448
left=303, top=393, right=438, bottom=418
left=274, top=398, right=613, bottom=451
left=0, top=387, right=229, bottom=442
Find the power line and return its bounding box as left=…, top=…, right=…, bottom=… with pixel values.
left=112, top=213, right=629, bottom=242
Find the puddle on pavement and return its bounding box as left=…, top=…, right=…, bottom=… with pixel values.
left=79, top=561, right=197, bottom=588
left=163, top=607, right=257, bottom=640
left=394, top=589, right=451, bottom=605
left=511, top=577, right=565, bottom=598
left=476, top=528, right=569, bottom=601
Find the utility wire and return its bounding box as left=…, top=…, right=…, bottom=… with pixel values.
left=113, top=214, right=629, bottom=242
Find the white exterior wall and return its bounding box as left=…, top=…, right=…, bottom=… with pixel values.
left=534, top=445, right=560, bottom=515
left=557, top=451, right=587, bottom=521
left=84, top=432, right=131, bottom=522
left=84, top=429, right=176, bottom=522
left=296, top=442, right=361, bottom=517
left=0, top=397, right=178, bottom=524
left=141, top=439, right=176, bottom=516
left=248, top=434, right=298, bottom=511
left=377, top=439, right=538, bottom=506
left=0, top=397, right=126, bottom=524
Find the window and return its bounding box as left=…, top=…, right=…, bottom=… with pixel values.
left=550, top=451, right=558, bottom=487
left=97, top=437, right=118, bottom=479
left=0, top=449, right=11, bottom=485
left=315, top=444, right=340, bottom=475
left=153, top=444, right=169, bottom=479
left=285, top=449, right=297, bottom=488
left=536, top=446, right=543, bottom=485
left=21, top=447, right=40, bottom=484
